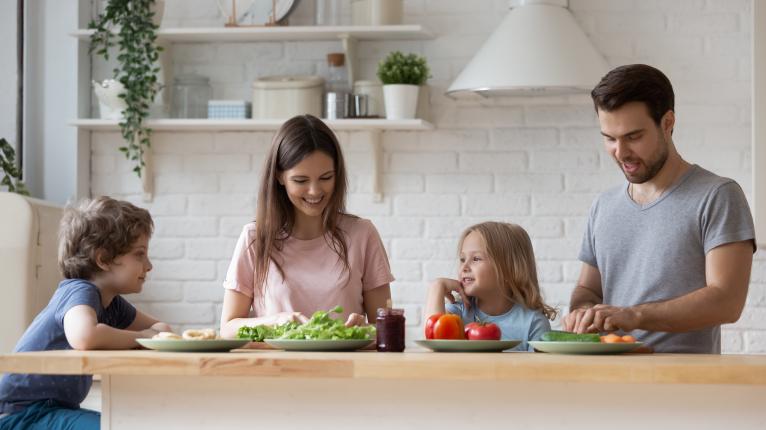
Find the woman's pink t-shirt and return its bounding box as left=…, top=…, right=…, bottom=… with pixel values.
left=223, top=215, right=394, bottom=320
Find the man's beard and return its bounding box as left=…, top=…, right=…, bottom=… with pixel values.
left=617, top=133, right=669, bottom=184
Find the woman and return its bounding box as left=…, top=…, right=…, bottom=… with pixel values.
left=220, top=115, right=394, bottom=337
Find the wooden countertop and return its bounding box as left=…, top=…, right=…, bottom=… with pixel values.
left=2, top=350, right=766, bottom=385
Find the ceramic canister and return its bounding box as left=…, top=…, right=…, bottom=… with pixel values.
left=252, top=75, right=324, bottom=119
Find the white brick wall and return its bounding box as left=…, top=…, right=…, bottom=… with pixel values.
left=90, top=0, right=765, bottom=352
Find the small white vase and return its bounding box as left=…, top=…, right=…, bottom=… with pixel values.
left=93, top=79, right=128, bottom=120
left=383, top=84, right=419, bottom=120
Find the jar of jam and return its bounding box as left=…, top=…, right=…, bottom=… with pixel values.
left=376, top=307, right=405, bottom=352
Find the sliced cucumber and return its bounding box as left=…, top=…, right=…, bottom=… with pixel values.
left=541, top=330, right=601, bottom=343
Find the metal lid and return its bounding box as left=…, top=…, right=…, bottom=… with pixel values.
left=252, top=75, right=324, bottom=89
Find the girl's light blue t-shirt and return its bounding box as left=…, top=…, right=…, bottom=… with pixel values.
left=446, top=298, right=550, bottom=351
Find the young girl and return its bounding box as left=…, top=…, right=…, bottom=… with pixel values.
left=220, top=114, right=394, bottom=337
left=425, top=222, right=557, bottom=351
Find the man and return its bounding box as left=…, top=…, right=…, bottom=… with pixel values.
left=563, top=64, right=756, bottom=353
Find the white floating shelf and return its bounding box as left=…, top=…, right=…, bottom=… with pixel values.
left=70, top=118, right=434, bottom=132
left=72, top=25, right=433, bottom=42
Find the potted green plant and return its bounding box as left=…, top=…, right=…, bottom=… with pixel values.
left=377, top=51, right=430, bottom=120
left=88, top=0, right=165, bottom=178
left=0, top=138, right=30, bottom=196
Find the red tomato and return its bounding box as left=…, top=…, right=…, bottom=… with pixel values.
left=433, top=314, right=465, bottom=340
left=424, top=313, right=443, bottom=340
left=464, top=321, right=501, bottom=341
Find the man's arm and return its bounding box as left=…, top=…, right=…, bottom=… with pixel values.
left=587, top=240, right=753, bottom=333
left=563, top=263, right=604, bottom=332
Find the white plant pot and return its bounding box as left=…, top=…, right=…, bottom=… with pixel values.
left=383, top=84, right=419, bottom=120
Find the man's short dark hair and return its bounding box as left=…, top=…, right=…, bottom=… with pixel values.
left=591, top=64, right=674, bottom=125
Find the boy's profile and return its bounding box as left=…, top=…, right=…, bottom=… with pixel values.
left=0, top=196, right=171, bottom=429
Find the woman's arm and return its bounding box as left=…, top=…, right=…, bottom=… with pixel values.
left=219, top=289, right=308, bottom=338
left=360, top=284, right=391, bottom=324
left=64, top=305, right=158, bottom=350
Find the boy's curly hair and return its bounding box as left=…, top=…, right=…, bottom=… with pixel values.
left=58, top=197, right=153, bottom=280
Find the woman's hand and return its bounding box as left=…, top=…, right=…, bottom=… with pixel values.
left=344, top=313, right=367, bottom=327
left=273, top=311, right=310, bottom=325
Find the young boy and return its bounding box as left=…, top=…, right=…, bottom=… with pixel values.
left=0, top=197, right=172, bottom=429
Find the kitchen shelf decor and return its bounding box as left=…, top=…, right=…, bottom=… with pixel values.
left=377, top=51, right=431, bottom=119
left=88, top=0, right=164, bottom=190
left=70, top=118, right=433, bottom=132
left=73, top=22, right=433, bottom=201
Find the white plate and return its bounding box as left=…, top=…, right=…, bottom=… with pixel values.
left=415, top=339, right=522, bottom=352
left=136, top=338, right=249, bottom=352
left=264, top=339, right=373, bottom=351
left=529, top=341, right=643, bottom=355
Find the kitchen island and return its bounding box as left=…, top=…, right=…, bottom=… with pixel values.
left=1, top=350, right=765, bottom=429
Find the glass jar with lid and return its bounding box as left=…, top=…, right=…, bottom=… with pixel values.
left=376, top=307, right=405, bottom=352
left=171, top=74, right=211, bottom=118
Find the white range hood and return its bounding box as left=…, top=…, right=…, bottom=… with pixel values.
left=446, top=0, right=609, bottom=97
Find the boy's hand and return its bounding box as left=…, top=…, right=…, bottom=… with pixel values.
left=150, top=322, right=173, bottom=333
left=138, top=328, right=160, bottom=339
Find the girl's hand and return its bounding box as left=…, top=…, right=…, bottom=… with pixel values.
left=273, top=312, right=310, bottom=325
left=344, top=313, right=367, bottom=327
left=433, top=278, right=470, bottom=309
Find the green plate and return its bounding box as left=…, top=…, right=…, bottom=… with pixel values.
left=529, top=341, right=643, bottom=355
left=264, top=339, right=374, bottom=351
left=136, top=338, right=249, bottom=352
left=415, top=339, right=522, bottom=352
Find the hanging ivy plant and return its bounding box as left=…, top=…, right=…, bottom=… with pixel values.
left=88, top=0, right=162, bottom=178
left=0, top=138, right=30, bottom=196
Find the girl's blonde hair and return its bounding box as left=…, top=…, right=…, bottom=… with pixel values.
left=458, top=222, right=557, bottom=320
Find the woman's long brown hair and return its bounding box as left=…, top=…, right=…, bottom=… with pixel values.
left=252, top=115, right=351, bottom=299
left=458, top=222, right=558, bottom=320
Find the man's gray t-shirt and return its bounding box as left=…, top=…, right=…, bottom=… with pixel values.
left=579, top=165, right=755, bottom=353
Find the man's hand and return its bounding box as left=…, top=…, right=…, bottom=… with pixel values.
left=591, top=305, right=641, bottom=332
left=563, top=307, right=596, bottom=333
left=566, top=304, right=641, bottom=333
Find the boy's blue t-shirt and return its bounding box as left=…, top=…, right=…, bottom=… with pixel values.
left=446, top=298, right=550, bottom=351
left=0, top=279, right=136, bottom=413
